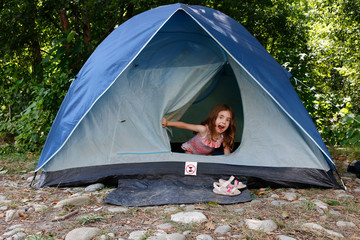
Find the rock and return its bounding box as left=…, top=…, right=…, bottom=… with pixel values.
left=99, top=232, right=116, bottom=240
left=270, top=194, right=280, bottom=199
left=283, top=192, right=297, bottom=201
left=311, top=199, right=328, bottom=210
left=290, top=200, right=303, bottom=207
left=277, top=235, right=296, bottom=240
left=153, top=230, right=167, bottom=236
left=171, top=211, right=207, bottom=224
left=28, top=203, right=47, bottom=212
left=301, top=223, right=344, bottom=238
left=328, top=210, right=341, bottom=216
left=234, top=208, right=244, bottom=213
left=12, top=232, right=27, bottom=240
left=128, top=231, right=147, bottom=240
left=5, top=209, right=17, bottom=222
left=157, top=223, right=173, bottom=229
left=0, top=194, right=7, bottom=201
left=147, top=235, right=167, bottom=240
left=250, top=199, right=262, bottom=204
left=244, top=219, right=278, bottom=232
left=3, top=227, right=25, bottom=237
left=85, top=183, right=105, bottom=192
left=107, top=206, right=128, bottom=213
left=337, top=193, right=354, bottom=198
left=196, top=234, right=214, bottom=240
left=184, top=205, right=195, bottom=211
left=271, top=200, right=289, bottom=206
left=163, top=206, right=178, bottom=213
left=237, top=220, right=245, bottom=228
left=214, top=225, right=231, bottom=234
left=354, top=188, right=360, bottom=192
left=0, top=198, right=11, bottom=204
left=316, top=207, right=325, bottom=215
left=231, top=234, right=244, bottom=239
left=0, top=205, right=8, bottom=211
left=54, top=196, right=91, bottom=208
left=160, top=233, right=185, bottom=240
left=65, top=227, right=101, bottom=240
left=336, top=221, right=356, bottom=228
left=8, top=224, right=24, bottom=230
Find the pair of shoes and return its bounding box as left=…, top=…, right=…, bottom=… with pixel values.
left=213, top=176, right=244, bottom=196
left=219, top=176, right=247, bottom=190
left=213, top=182, right=240, bottom=196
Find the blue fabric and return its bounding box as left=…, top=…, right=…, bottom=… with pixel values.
left=37, top=3, right=334, bottom=171
left=180, top=5, right=333, bottom=168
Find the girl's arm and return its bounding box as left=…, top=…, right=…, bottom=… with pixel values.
left=162, top=118, right=207, bottom=136
left=224, top=145, right=231, bottom=155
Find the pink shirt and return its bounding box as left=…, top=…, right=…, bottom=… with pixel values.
left=181, top=126, right=223, bottom=155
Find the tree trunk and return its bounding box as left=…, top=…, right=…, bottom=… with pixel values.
left=30, top=38, right=42, bottom=76
left=125, top=3, right=134, bottom=20
left=82, top=4, right=91, bottom=48
left=27, top=1, right=42, bottom=77
left=59, top=9, right=70, bottom=31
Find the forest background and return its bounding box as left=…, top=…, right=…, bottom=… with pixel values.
left=0, top=0, right=359, bottom=154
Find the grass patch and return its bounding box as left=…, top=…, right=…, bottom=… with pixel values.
left=26, top=233, right=55, bottom=240
left=303, top=200, right=317, bottom=212
left=77, top=213, right=106, bottom=225
left=324, top=200, right=340, bottom=206
left=0, top=152, right=39, bottom=174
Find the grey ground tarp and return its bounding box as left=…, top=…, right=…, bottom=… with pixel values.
left=103, top=175, right=252, bottom=207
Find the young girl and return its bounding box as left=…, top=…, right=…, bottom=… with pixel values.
left=162, top=104, right=236, bottom=155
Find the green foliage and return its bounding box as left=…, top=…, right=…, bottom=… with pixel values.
left=303, top=200, right=316, bottom=212
left=0, top=0, right=359, bottom=152
left=289, top=0, right=360, bottom=147
left=77, top=213, right=106, bottom=225
left=324, top=200, right=340, bottom=206
left=26, top=233, right=55, bottom=240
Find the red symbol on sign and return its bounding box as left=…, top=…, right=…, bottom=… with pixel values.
left=185, top=164, right=197, bottom=175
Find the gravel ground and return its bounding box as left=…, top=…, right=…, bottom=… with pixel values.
left=1, top=152, right=359, bottom=239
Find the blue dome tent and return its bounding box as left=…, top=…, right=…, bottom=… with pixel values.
left=35, top=3, right=341, bottom=191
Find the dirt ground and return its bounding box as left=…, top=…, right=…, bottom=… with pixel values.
left=1, top=152, right=360, bottom=239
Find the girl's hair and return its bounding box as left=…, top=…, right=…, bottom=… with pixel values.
left=201, top=104, right=236, bottom=151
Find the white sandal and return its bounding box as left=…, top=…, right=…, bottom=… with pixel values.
left=219, top=176, right=247, bottom=190
left=213, top=182, right=241, bottom=196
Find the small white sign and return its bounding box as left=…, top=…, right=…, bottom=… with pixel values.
left=185, top=162, right=197, bottom=175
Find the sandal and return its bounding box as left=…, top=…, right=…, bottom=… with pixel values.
left=213, top=182, right=241, bottom=196
left=219, top=176, right=247, bottom=190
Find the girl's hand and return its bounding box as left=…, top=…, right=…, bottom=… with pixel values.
left=162, top=118, right=167, bottom=127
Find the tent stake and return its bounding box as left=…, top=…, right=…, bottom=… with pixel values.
left=335, top=171, right=347, bottom=191
left=29, top=171, right=37, bottom=188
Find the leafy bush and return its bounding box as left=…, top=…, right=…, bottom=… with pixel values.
left=14, top=70, right=73, bottom=152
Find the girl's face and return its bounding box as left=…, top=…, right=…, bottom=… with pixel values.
left=215, top=110, right=231, bottom=134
